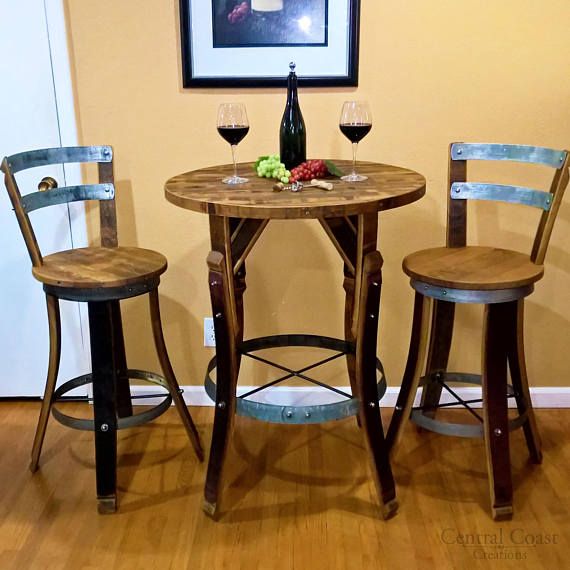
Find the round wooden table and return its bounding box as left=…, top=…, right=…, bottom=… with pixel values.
left=165, top=159, right=425, bottom=520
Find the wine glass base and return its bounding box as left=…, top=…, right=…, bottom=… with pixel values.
left=341, top=173, right=368, bottom=182
left=222, top=176, right=249, bottom=185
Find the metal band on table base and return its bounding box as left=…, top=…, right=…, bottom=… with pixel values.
left=51, top=369, right=173, bottom=431
left=410, top=372, right=529, bottom=438
left=204, top=334, right=387, bottom=424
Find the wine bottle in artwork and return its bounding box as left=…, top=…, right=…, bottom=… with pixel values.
left=251, top=0, right=283, bottom=12
left=279, top=62, right=306, bottom=170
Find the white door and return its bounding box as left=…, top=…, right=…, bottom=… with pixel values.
left=0, top=0, right=88, bottom=396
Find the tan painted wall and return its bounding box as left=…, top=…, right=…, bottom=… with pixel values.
left=65, top=0, right=570, bottom=388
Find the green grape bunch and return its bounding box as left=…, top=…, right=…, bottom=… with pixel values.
left=254, top=154, right=291, bottom=184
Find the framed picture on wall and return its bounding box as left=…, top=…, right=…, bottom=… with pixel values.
left=179, top=0, right=361, bottom=87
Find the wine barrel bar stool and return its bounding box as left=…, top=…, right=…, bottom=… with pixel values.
left=165, top=160, right=426, bottom=520
left=387, top=142, right=570, bottom=520
left=1, top=145, right=203, bottom=513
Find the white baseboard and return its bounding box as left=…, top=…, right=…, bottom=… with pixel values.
left=130, top=385, right=570, bottom=409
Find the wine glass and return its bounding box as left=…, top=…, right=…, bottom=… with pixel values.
left=217, top=103, right=250, bottom=184
left=339, top=101, right=372, bottom=182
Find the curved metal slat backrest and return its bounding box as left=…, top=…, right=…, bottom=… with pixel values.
left=1, top=145, right=117, bottom=267
left=451, top=143, right=566, bottom=169
left=21, top=184, right=115, bottom=213
left=447, top=142, right=570, bottom=264
left=450, top=183, right=553, bottom=211
left=6, top=145, right=112, bottom=173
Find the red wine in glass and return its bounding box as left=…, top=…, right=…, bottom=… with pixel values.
left=339, top=123, right=372, bottom=144
left=339, top=101, right=372, bottom=182
left=217, top=125, right=250, bottom=146
left=217, top=103, right=249, bottom=184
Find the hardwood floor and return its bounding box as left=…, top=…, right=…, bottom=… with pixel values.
left=0, top=402, right=569, bottom=569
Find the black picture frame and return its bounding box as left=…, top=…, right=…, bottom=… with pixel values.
left=180, top=0, right=361, bottom=88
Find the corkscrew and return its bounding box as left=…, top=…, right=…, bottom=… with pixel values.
left=272, top=179, right=334, bottom=193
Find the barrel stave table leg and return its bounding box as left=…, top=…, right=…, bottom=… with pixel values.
left=203, top=251, right=238, bottom=518
left=355, top=247, right=397, bottom=519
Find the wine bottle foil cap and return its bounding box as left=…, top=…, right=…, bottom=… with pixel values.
left=289, top=62, right=296, bottom=73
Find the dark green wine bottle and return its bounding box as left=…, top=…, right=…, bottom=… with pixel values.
left=279, top=62, right=306, bottom=170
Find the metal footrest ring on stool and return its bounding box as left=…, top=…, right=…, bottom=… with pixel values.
left=410, top=372, right=529, bottom=438
left=205, top=334, right=387, bottom=424
left=51, top=369, right=173, bottom=431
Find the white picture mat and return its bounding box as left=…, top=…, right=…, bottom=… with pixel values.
left=189, top=0, right=351, bottom=79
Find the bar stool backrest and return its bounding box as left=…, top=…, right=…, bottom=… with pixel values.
left=447, top=142, right=570, bottom=264
left=1, top=145, right=118, bottom=268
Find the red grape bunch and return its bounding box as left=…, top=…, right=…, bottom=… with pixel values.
left=289, top=160, right=329, bottom=183
left=227, top=2, right=249, bottom=24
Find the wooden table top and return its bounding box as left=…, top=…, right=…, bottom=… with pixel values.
left=165, top=160, right=426, bottom=219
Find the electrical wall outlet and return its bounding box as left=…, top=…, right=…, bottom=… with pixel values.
left=204, top=317, right=216, bottom=347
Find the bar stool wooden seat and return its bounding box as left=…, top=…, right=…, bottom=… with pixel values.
left=1, top=145, right=203, bottom=513
left=32, top=246, right=168, bottom=289
left=387, top=142, right=569, bottom=520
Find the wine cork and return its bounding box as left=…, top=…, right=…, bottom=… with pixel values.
left=311, top=179, right=334, bottom=191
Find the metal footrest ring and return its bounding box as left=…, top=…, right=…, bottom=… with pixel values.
left=51, top=369, right=173, bottom=431
left=205, top=334, right=387, bottom=424
left=410, top=372, right=528, bottom=438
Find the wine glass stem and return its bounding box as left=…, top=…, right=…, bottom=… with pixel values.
left=351, top=142, right=359, bottom=176
left=231, top=145, right=238, bottom=179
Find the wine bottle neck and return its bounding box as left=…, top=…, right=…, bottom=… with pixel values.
left=286, top=74, right=298, bottom=105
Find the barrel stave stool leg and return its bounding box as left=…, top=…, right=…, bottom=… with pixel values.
left=88, top=301, right=119, bottom=514
left=482, top=302, right=513, bottom=520
left=30, top=294, right=61, bottom=472
left=148, top=288, right=203, bottom=460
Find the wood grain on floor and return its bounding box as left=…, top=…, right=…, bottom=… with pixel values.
left=0, top=403, right=568, bottom=569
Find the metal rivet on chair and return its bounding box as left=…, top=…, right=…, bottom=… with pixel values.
left=100, top=423, right=109, bottom=432
left=217, top=401, right=226, bottom=409
left=286, top=410, right=293, bottom=418
left=369, top=401, right=376, bottom=408
left=215, top=312, right=223, bottom=319
left=494, top=428, right=502, bottom=437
